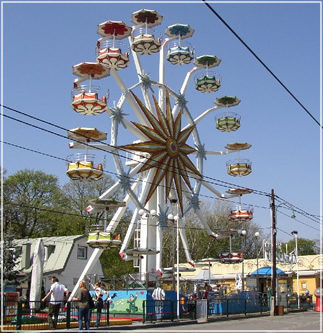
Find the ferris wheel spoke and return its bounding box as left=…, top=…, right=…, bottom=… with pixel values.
left=119, top=208, right=141, bottom=255
left=69, top=8, right=252, bottom=280
left=106, top=180, right=140, bottom=233
left=110, top=68, right=149, bottom=126
left=177, top=216, right=194, bottom=266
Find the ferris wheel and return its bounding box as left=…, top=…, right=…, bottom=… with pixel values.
left=66, top=9, right=253, bottom=288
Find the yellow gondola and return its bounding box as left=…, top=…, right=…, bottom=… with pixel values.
left=227, top=161, right=252, bottom=177
left=66, top=161, right=103, bottom=181
left=87, top=231, right=121, bottom=248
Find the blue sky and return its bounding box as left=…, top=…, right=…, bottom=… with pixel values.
left=1, top=1, right=322, bottom=244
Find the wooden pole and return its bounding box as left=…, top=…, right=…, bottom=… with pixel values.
left=271, top=189, right=277, bottom=315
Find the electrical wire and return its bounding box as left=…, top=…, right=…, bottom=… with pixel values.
left=1, top=139, right=267, bottom=212
left=2, top=105, right=269, bottom=196
left=202, top=0, right=322, bottom=129
left=2, top=103, right=321, bottom=229
left=2, top=106, right=321, bottom=229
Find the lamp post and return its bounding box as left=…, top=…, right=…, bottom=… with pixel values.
left=139, top=209, right=149, bottom=288
left=138, top=208, right=157, bottom=289
left=168, top=212, right=180, bottom=320
left=291, top=230, right=300, bottom=309
left=254, top=231, right=260, bottom=291
left=240, top=229, right=247, bottom=291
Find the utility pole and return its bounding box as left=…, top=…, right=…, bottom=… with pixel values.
left=271, top=189, right=277, bottom=315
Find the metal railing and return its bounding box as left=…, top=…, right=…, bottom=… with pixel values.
left=207, top=293, right=270, bottom=317
left=143, top=299, right=196, bottom=323
left=3, top=300, right=110, bottom=330
left=2, top=294, right=313, bottom=330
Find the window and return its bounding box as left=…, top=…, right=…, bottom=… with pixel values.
left=45, top=245, right=55, bottom=260
left=77, top=246, right=87, bottom=260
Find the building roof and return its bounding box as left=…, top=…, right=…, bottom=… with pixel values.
left=14, top=235, right=84, bottom=275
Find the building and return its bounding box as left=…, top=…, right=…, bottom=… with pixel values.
left=14, top=235, right=104, bottom=296
left=180, top=254, right=322, bottom=297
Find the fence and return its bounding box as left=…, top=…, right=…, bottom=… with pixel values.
left=207, top=292, right=270, bottom=317
left=143, top=293, right=270, bottom=323
left=2, top=294, right=312, bottom=330
left=2, top=300, right=110, bottom=331
left=143, top=299, right=196, bottom=323
left=282, top=294, right=313, bottom=310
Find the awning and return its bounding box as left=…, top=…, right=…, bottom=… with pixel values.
left=250, top=266, right=289, bottom=277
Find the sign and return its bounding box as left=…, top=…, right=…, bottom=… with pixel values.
left=235, top=274, right=242, bottom=290
left=246, top=277, right=257, bottom=288
left=263, top=241, right=297, bottom=264
left=4, top=292, right=19, bottom=319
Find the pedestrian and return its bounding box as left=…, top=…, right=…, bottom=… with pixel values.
left=91, top=282, right=107, bottom=327
left=152, top=283, right=165, bottom=320
left=72, top=280, right=91, bottom=331
left=42, top=276, right=69, bottom=330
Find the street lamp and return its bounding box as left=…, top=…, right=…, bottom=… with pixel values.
left=239, top=229, right=247, bottom=291
left=167, top=212, right=180, bottom=320
left=291, top=230, right=300, bottom=309
left=254, top=232, right=260, bottom=291
left=138, top=209, right=157, bottom=288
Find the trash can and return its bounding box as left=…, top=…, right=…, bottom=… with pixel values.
left=196, top=299, right=208, bottom=322
left=277, top=305, right=284, bottom=315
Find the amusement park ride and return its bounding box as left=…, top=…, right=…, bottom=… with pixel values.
left=66, top=9, right=255, bottom=292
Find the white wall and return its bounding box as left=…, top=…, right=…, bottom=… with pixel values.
left=43, top=237, right=104, bottom=292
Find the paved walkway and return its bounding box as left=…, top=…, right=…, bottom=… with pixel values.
left=34, top=310, right=322, bottom=332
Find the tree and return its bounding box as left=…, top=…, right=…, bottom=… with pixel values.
left=3, top=169, right=63, bottom=238
left=161, top=199, right=264, bottom=267
left=61, top=174, right=125, bottom=234
left=1, top=228, right=22, bottom=287
left=284, top=237, right=318, bottom=256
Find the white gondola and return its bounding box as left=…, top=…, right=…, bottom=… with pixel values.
left=166, top=42, right=194, bottom=65
left=131, top=31, right=161, bottom=55
left=86, top=199, right=126, bottom=249
left=219, top=252, right=244, bottom=264
left=97, top=45, right=130, bottom=70
left=71, top=86, right=107, bottom=115
left=230, top=207, right=253, bottom=222
left=96, top=20, right=131, bottom=70
left=215, top=111, right=241, bottom=132
left=195, top=71, right=221, bottom=93
left=130, top=9, right=162, bottom=55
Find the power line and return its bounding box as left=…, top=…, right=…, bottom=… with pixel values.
left=2, top=106, right=321, bottom=226
left=4, top=139, right=320, bottom=233
left=1, top=139, right=267, bottom=212
left=202, top=0, right=322, bottom=129
left=2, top=105, right=269, bottom=196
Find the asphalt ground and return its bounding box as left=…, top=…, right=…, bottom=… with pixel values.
left=131, top=310, right=322, bottom=332
left=36, top=310, right=322, bottom=332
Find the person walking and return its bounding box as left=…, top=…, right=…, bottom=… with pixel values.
left=42, top=276, right=69, bottom=329
left=92, top=282, right=107, bottom=327
left=72, top=280, right=91, bottom=331
left=152, top=284, right=165, bottom=320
